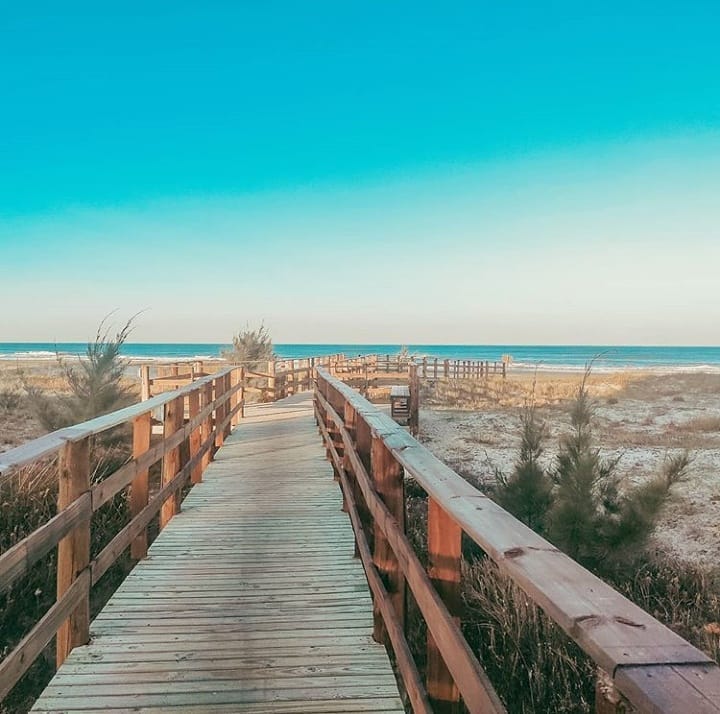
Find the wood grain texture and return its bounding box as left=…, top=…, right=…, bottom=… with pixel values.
left=56, top=437, right=91, bottom=667
left=31, top=394, right=403, bottom=714
left=130, top=412, right=151, bottom=559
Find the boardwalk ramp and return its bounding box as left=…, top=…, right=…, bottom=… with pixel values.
left=31, top=394, right=404, bottom=713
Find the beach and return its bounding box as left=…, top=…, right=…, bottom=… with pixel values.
left=419, top=369, right=720, bottom=565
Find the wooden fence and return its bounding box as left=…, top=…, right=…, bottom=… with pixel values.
left=376, top=355, right=507, bottom=379
left=0, top=366, right=244, bottom=700
left=314, top=366, right=720, bottom=714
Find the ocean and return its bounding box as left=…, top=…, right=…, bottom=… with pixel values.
left=1, top=343, right=720, bottom=372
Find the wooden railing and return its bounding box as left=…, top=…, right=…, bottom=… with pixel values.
left=314, top=367, right=720, bottom=714
left=0, top=366, right=244, bottom=700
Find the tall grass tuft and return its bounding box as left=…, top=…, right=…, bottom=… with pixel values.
left=222, top=323, right=274, bottom=369
left=463, top=558, right=596, bottom=713
left=494, top=396, right=552, bottom=534
left=22, top=316, right=136, bottom=431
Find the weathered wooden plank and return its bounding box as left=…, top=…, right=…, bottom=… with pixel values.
left=30, top=393, right=403, bottom=713
left=32, top=695, right=404, bottom=713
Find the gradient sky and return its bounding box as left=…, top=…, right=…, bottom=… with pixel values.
left=1, top=2, right=719, bottom=344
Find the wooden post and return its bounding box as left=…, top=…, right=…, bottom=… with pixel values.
left=201, top=381, right=213, bottom=468
left=56, top=436, right=90, bottom=667
left=160, top=395, right=183, bottom=529
left=268, top=359, right=276, bottom=401
left=371, top=436, right=406, bottom=643
left=130, top=412, right=152, bottom=559
left=408, top=364, right=420, bottom=437
left=189, top=387, right=202, bottom=484
left=230, top=369, right=239, bottom=428
left=354, top=415, right=373, bottom=554
left=223, top=373, right=232, bottom=439
left=427, top=498, right=462, bottom=714
left=444, top=359, right=449, bottom=378
left=422, top=357, right=427, bottom=378
left=239, top=366, right=246, bottom=419
left=140, top=364, right=151, bottom=401
left=214, top=377, right=225, bottom=451
left=341, top=401, right=356, bottom=515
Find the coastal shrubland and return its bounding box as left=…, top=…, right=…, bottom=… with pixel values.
left=1, top=319, right=142, bottom=714
left=495, top=369, right=691, bottom=567
left=415, top=369, right=720, bottom=711
left=20, top=316, right=136, bottom=431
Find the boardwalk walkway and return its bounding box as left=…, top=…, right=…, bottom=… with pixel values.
left=31, top=394, right=404, bottom=713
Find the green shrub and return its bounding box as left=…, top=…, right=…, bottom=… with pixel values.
left=494, top=368, right=689, bottom=570
left=494, top=400, right=552, bottom=533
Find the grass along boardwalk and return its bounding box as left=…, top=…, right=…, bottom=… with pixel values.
left=30, top=393, right=404, bottom=713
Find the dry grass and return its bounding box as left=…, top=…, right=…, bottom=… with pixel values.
left=417, top=369, right=720, bottom=710
left=422, top=372, right=633, bottom=411
left=0, top=361, right=144, bottom=714
left=403, top=474, right=720, bottom=713
left=0, top=433, right=146, bottom=714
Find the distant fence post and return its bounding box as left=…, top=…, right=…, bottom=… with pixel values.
left=56, top=436, right=91, bottom=667
left=140, top=364, right=151, bottom=400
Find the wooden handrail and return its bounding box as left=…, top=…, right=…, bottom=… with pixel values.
left=0, top=367, right=235, bottom=477
left=314, top=366, right=720, bottom=713
left=0, top=365, right=244, bottom=701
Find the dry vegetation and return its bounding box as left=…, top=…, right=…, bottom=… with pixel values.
left=421, top=371, right=720, bottom=563
left=410, top=369, right=720, bottom=711
left=1, top=346, right=143, bottom=714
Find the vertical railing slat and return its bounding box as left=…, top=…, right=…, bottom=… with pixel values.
left=56, top=436, right=91, bottom=667
left=130, top=412, right=152, bottom=559
left=427, top=497, right=462, bottom=714
left=370, top=436, right=406, bottom=643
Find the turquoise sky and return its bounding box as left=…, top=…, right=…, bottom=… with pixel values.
left=1, top=3, right=719, bottom=343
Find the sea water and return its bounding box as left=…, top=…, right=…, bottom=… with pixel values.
left=1, top=343, right=719, bottom=372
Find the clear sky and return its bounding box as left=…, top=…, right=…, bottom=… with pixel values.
left=1, top=2, right=719, bottom=344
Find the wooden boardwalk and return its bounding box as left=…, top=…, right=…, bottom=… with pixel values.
left=31, top=394, right=404, bottom=713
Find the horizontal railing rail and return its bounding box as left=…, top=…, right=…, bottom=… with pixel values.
left=314, top=366, right=720, bottom=713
